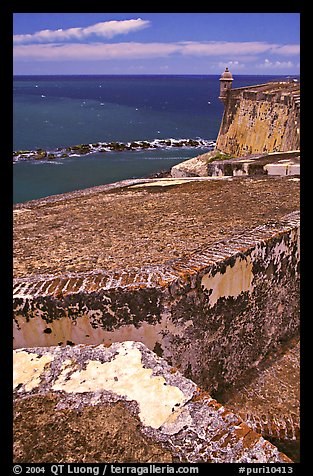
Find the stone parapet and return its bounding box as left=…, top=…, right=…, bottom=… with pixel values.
left=13, top=209, right=300, bottom=395
left=171, top=151, right=300, bottom=178
left=13, top=341, right=292, bottom=463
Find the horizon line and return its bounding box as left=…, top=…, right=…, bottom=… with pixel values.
left=13, top=73, right=300, bottom=77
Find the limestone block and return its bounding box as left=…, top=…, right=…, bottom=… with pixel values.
left=171, top=152, right=215, bottom=177
left=264, top=163, right=300, bottom=176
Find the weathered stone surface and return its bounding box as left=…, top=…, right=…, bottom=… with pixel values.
left=172, top=151, right=300, bottom=179
left=14, top=396, right=173, bottom=463
left=13, top=176, right=299, bottom=278
left=13, top=77, right=301, bottom=465
left=215, top=82, right=300, bottom=157
left=217, top=334, right=300, bottom=462
left=13, top=175, right=300, bottom=396
left=13, top=341, right=292, bottom=463
left=220, top=337, right=300, bottom=441
left=171, top=153, right=216, bottom=177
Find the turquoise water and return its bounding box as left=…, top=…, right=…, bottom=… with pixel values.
left=13, top=74, right=285, bottom=203
left=13, top=148, right=210, bottom=203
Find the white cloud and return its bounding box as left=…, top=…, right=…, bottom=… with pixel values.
left=216, top=60, right=246, bottom=70
left=13, top=42, right=179, bottom=60
left=179, top=41, right=278, bottom=56
left=180, top=41, right=300, bottom=58
left=257, top=58, right=295, bottom=69
left=13, top=40, right=300, bottom=66
left=13, top=19, right=150, bottom=44
left=270, top=44, right=300, bottom=55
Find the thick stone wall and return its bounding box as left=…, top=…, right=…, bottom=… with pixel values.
left=222, top=336, right=300, bottom=444
left=13, top=211, right=300, bottom=395
left=215, top=83, right=300, bottom=157
left=13, top=341, right=292, bottom=463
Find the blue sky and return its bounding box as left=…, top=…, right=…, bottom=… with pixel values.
left=13, top=13, right=300, bottom=75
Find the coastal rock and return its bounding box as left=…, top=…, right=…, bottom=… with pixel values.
left=13, top=138, right=215, bottom=162
left=171, top=151, right=216, bottom=177
left=33, top=150, right=47, bottom=160
left=130, top=141, right=140, bottom=148
left=70, top=144, right=91, bottom=154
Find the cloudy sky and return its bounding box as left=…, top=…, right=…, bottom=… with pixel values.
left=13, top=13, right=300, bottom=75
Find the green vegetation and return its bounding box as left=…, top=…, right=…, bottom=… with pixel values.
left=206, top=152, right=234, bottom=163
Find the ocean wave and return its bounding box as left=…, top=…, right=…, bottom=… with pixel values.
left=13, top=137, right=216, bottom=163
left=140, top=156, right=192, bottom=161
left=32, top=160, right=64, bottom=165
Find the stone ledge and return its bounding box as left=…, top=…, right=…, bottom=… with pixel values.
left=13, top=176, right=300, bottom=280
left=13, top=210, right=300, bottom=300
left=13, top=209, right=300, bottom=396
left=219, top=335, right=300, bottom=461
left=13, top=341, right=292, bottom=464
left=171, top=151, right=300, bottom=179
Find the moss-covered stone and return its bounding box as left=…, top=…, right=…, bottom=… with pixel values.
left=206, top=152, right=234, bottom=163
left=15, top=150, right=30, bottom=155
left=33, top=150, right=47, bottom=160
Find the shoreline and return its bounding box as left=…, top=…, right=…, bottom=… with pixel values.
left=13, top=137, right=216, bottom=163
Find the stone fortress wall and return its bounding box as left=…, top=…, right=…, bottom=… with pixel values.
left=13, top=71, right=301, bottom=464
left=13, top=208, right=300, bottom=396
left=171, top=72, right=300, bottom=181
left=215, top=80, right=300, bottom=157
left=14, top=341, right=293, bottom=463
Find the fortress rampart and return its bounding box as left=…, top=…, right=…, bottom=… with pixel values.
left=13, top=177, right=300, bottom=397
left=13, top=341, right=292, bottom=463
left=13, top=75, right=301, bottom=463
left=215, top=81, right=300, bottom=157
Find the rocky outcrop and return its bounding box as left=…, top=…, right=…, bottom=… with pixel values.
left=13, top=138, right=215, bottom=162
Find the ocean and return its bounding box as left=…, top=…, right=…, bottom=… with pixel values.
left=13, top=74, right=284, bottom=203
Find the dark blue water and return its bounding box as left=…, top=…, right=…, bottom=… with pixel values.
left=13, top=74, right=285, bottom=203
